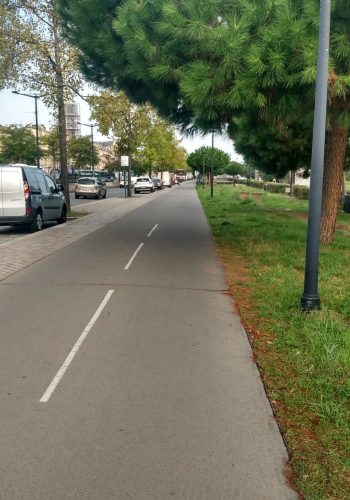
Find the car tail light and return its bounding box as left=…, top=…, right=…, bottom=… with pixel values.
left=24, top=181, right=30, bottom=200
left=26, top=207, right=31, bottom=215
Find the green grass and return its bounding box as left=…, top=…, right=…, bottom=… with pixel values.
left=198, top=185, right=350, bottom=499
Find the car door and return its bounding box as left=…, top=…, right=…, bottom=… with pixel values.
left=1, top=167, right=26, bottom=217
left=44, top=174, right=62, bottom=218
left=35, top=171, right=52, bottom=221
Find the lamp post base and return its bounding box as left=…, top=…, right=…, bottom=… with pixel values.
left=300, top=293, right=321, bottom=312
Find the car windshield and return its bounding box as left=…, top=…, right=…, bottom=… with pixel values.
left=77, top=178, right=95, bottom=185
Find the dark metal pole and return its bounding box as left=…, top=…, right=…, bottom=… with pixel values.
left=210, top=132, right=214, bottom=197
left=34, top=96, right=40, bottom=168
left=301, top=0, right=331, bottom=311
left=127, top=109, right=132, bottom=198
left=202, top=149, right=205, bottom=188
left=91, top=124, right=94, bottom=171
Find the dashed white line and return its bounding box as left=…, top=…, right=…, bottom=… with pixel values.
left=39, top=289, right=115, bottom=403
left=147, top=224, right=159, bottom=238
left=124, top=243, right=144, bottom=270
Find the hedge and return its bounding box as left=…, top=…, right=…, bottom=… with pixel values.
left=294, top=185, right=310, bottom=200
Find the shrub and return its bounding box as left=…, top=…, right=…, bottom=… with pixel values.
left=294, top=185, right=310, bottom=200
left=265, top=182, right=289, bottom=194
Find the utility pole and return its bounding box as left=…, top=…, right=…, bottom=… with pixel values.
left=210, top=132, right=214, bottom=197
left=300, top=0, right=331, bottom=311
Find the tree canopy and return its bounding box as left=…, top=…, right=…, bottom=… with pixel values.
left=187, top=146, right=231, bottom=175
left=58, top=0, right=350, bottom=242
left=68, top=136, right=98, bottom=168
left=0, top=125, right=38, bottom=164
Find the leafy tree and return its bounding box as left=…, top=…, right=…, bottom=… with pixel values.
left=0, top=125, right=38, bottom=163
left=59, top=0, right=350, bottom=242
left=187, top=146, right=230, bottom=177
left=2, top=0, right=84, bottom=211
left=42, top=127, right=60, bottom=167
left=88, top=90, right=157, bottom=196
left=68, top=135, right=98, bottom=168
left=88, top=90, right=186, bottom=192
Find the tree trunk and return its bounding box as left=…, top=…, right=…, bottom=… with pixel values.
left=320, top=118, right=348, bottom=244
left=52, top=10, right=70, bottom=212
left=56, top=72, right=70, bottom=212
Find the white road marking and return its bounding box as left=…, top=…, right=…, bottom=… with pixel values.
left=39, top=290, right=115, bottom=403
left=124, top=243, right=144, bottom=270
left=147, top=224, right=159, bottom=238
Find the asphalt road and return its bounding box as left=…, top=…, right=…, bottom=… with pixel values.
left=0, top=183, right=297, bottom=499
left=0, top=186, right=159, bottom=244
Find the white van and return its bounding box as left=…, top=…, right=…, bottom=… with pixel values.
left=0, top=164, right=67, bottom=231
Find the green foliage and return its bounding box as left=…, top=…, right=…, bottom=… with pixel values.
left=187, top=146, right=231, bottom=174
left=294, top=185, right=310, bottom=200
left=42, top=127, right=60, bottom=165
left=88, top=90, right=186, bottom=174
left=0, top=125, right=38, bottom=163
left=67, top=136, right=98, bottom=168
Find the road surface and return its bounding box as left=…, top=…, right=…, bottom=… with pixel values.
left=0, top=182, right=297, bottom=499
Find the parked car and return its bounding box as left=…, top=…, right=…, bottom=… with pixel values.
left=75, top=177, right=107, bottom=199
left=120, top=175, right=138, bottom=188
left=134, top=177, right=155, bottom=194
left=0, top=164, right=67, bottom=232
left=98, top=171, right=114, bottom=183
left=152, top=178, right=163, bottom=190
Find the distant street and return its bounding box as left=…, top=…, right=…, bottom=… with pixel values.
left=0, top=182, right=296, bottom=499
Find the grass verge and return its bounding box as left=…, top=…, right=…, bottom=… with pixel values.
left=197, top=185, right=350, bottom=499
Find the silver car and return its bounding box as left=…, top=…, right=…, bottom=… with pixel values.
left=75, top=177, right=107, bottom=199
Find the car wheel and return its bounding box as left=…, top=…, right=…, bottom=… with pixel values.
left=29, top=210, right=43, bottom=232
left=57, top=205, right=67, bottom=224
left=95, top=192, right=100, bottom=199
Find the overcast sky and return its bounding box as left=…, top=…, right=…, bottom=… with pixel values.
left=0, top=89, right=243, bottom=162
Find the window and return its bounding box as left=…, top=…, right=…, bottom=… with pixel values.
left=35, top=172, right=49, bottom=193
left=25, top=170, right=40, bottom=191
left=77, top=178, right=95, bottom=185
left=45, top=175, right=57, bottom=192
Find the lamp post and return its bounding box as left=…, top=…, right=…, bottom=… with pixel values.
left=78, top=122, right=97, bottom=171
left=202, top=148, right=205, bottom=188
left=300, top=0, right=331, bottom=311
left=12, top=91, right=41, bottom=168
left=210, top=131, right=214, bottom=197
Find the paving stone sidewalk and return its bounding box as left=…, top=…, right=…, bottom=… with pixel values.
left=0, top=192, right=166, bottom=282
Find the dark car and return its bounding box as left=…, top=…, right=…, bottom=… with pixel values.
left=152, top=178, right=163, bottom=190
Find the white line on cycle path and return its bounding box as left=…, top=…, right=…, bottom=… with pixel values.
left=40, top=290, right=114, bottom=403
left=147, top=224, right=159, bottom=237
left=124, top=243, right=144, bottom=270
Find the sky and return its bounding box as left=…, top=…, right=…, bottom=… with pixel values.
left=0, top=89, right=243, bottom=162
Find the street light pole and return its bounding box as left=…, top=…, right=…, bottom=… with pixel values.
left=202, top=149, right=205, bottom=188
left=210, top=131, right=214, bottom=197
left=90, top=124, right=94, bottom=172
left=300, top=0, right=331, bottom=311
left=78, top=122, right=97, bottom=171
left=12, top=91, right=41, bottom=168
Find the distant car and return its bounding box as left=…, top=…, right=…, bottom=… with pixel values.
left=152, top=178, right=163, bottom=190
left=134, top=177, right=155, bottom=194
left=0, top=164, right=67, bottom=232
left=97, top=171, right=114, bottom=183
left=75, top=177, right=107, bottom=199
